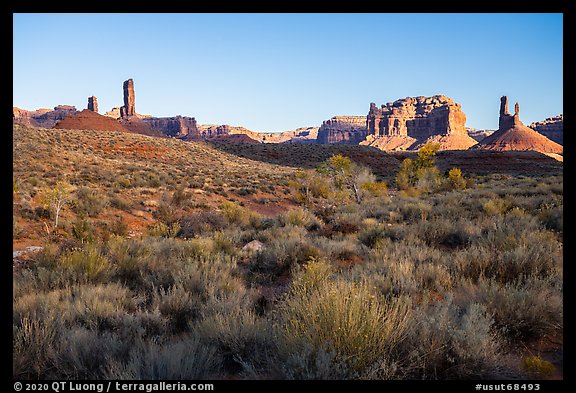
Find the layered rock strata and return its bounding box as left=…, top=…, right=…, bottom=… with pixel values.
left=364, top=95, right=477, bottom=150
left=317, top=116, right=368, bottom=144
left=529, top=115, right=563, bottom=145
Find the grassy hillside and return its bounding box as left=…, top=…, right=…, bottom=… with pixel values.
left=13, top=124, right=563, bottom=380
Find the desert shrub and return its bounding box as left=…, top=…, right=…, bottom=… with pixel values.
left=52, top=327, right=133, bottom=379
left=483, top=197, right=512, bottom=215
left=470, top=218, right=562, bottom=283
left=475, top=277, right=562, bottom=341
left=521, top=355, right=556, bottom=378
left=275, top=259, right=412, bottom=376
left=106, top=237, right=152, bottom=282
left=153, top=199, right=178, bottom=225
left=447, top=167, right=467, bottom=190
left=73, top=187, right=109, bottom=218
left=109, top=217, right=129, bottom=237
left=358, top=224, right=389, bottom=248
left=537, top=202, right=563, bottom=232
left=70, top=217, right=97, bottom=243
left=401, top=300, right=503, bottom=379
left=360, top=180, right=388, bottom=198
left=109, top=195, right=133, bottom=211
left=13, top=317, right=62, bottom=379
left=219, top=201, right=251, bottom=226
left=58, top=245, right=111, bottom=283
left=212, top=231, right=236, bottom=255
left=196, top=303, right=273, bottom=375
left=178, top=211, right=228, bottom=238
left=415, top=166, right=443, bottom=193
left=106, top=336, right=221, bottom=379
left=414, top=263, right=453, bottom=291
left=14, top=283, right=138, bottom=333
left=171, top=186, right=192, bottom=208
left=147, top=222, right=181, bottom=238
left=397, top=200, right=433, bottom=222
left=414, top=218, right=477, bottom=249
left=153, top=284, right=202, bottom=333
left=278, top=207, right=320, bottom=229
left=250, top=226, right=320, bottom=282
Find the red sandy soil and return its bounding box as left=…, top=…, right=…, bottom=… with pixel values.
left=54, top=109, right=133, bottom=133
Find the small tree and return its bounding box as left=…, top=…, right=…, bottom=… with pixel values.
left=447, top=167, right=467, bottom=190
left=289, top=170, right=331, bottom=206
left=316, top=154, right=376, bottom=204
left=395, top=142, right=442, bottom=191
left=414, top=142, right=440, bottom=170
left=41, top=181, right=71, bottom=229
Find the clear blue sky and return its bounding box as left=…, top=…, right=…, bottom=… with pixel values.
left=13, top=13, right=563, bottom=132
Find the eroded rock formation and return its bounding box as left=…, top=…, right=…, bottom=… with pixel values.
left=142, top=116, right=199, bottom=138
left=364, top=95, right=476, bottom=150
left=13, top=105, right=78, bottom=128
left=529, top=115, right=563, bottom=145
left=317, top=116, right=368, bottom=144
left=87, top=96, right=98, bottom=113
left=473, top=97, right=562, bottom=154
left=120, top=79, right=136, bottom=118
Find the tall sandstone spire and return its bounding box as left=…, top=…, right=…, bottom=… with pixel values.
left=120, top=79, right=135, bottom=118
left=87, top=96, right=98, bottom=113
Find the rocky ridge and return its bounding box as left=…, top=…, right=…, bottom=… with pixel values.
left=529, top=115, right=563, bottom=145
left=13, top=105, right=78, bottom=128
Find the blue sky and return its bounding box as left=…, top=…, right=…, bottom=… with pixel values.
left=13, top=13, right=562, bottom=132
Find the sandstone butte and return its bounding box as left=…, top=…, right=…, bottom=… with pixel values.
left=361, top=95, right=478, bottom=151
left=472, top=97, right=563, bottom=154
left=53, top=109, right=133, bottom=133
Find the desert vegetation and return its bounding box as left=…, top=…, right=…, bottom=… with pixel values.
left=13, top=125, right=562, bottom=380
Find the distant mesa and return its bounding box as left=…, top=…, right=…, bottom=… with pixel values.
left=13, top=105, right=78, bottom=128
left=529, top=114, right=563, bottom=145
left=53, top=109, right=132, bottom=133
left=467, top=128, right=495, bottom=142
left=472, top=97, right=562, bottom=154
left=360, top=95, right=478, bottom=151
